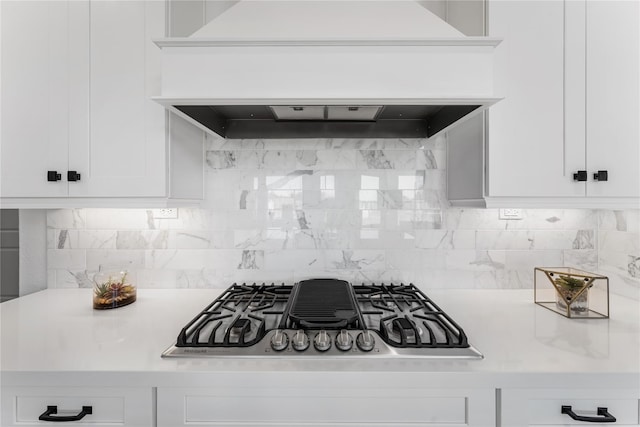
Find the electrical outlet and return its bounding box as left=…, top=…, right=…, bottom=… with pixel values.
left=153, top=208, right=178, bottom=219
left=499, top=208, right=523, bottom=220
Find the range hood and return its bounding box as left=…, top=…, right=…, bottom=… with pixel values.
left=153, top=0, right=502, bottom=139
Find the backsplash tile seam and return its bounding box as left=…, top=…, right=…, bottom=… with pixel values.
left=44, top=139, right=639, bottom=299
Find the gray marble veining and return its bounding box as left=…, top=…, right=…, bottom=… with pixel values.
left=43, top=138, right=639, bottom=299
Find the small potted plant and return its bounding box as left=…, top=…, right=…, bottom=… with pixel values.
left=534, top=267, right=609, bottom=319
left=553, top=274, right=591, bottom=314
left=93, top=269, right=137, bottom=310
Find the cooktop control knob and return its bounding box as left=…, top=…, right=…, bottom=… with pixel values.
left=270, top=330, right=289, bottom=352
left=313, top=330, right=332, bottom=352
left=356, top=330, right=375, bottom=352
left=292, top=330, right=310, bottom=351
left=335, top=329, right=354, bottom=351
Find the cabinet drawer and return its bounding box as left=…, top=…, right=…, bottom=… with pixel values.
left=158, top=386, right=494, bottom=426
left=501, top=388, right=640, bottom=426
left=1, top=386, right=152, bottom=427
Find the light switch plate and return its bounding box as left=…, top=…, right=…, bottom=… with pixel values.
left=499, top=208, right=523, bottom=220
left=153, top=208, right=178, bottom=219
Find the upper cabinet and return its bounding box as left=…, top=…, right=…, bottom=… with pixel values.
left=1, top=1, right=71, bottom=199
left=485, top=0, right=639, bottom=208
left=584, top=0, right=639, bottom=198
left=73, top=0, right=166, bottom=198
left=0, top=1, right=203, bottom=207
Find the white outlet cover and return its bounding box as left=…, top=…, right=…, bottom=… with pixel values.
left=499, top=208, right=523, bottom=220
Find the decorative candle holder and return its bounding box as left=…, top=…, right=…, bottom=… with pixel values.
left=534, top=267, right=609, bottom=319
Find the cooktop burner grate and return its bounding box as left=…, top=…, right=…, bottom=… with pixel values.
left=354, top=283, right=470, bottom=348
left=165, top=280, right=481, bottom=358
left=176, top=283, right=293, bottom=348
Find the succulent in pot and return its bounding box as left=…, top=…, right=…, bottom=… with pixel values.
left=93, top=269, right=137, bottom=310
left=554, top=274, right=590, bottom=313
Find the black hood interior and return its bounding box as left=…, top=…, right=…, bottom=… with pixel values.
left=174, top=104, right=481, bottom=139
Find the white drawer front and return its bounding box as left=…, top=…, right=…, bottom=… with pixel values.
left=502, top=388, right=640, bottom=426
left=1, top=386, right=152, bottom=427
left=158, top=386, right=495, bottom=427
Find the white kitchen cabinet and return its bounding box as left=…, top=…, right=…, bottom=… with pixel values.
left=485, top=0, right=639, bottom=208
left=69, top=0, right=166, bottom=198
left=500, top=387, right=640, bottom=426
left=0, top=1, right=71, bottom=198
left=0, top=1, right=203, bottom=207
left=157, top=386, right=495, bottom=427
left=584, top=0, right=639, bottom=199
left=1, top=386, right=153, bottom=427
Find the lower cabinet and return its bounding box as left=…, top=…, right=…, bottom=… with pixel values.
left=157, top=386, right=495, bottom=427
left=0, top=386, right=153, bottom=427
left=4, top=383, right=638, bottom=426
left=500, top=388, right=640, bottom=426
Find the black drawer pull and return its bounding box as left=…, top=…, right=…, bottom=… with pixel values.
left=561, top=405, right=616, bottom=423
left=67, top=171, right=81, bottom=182
left=47, top=171, right=62, bottom=182
left=38, top=405, right=92, bottom=422
left=593, top=170, right=609, bottom=181
left=573, top=170, right=587, bottom=181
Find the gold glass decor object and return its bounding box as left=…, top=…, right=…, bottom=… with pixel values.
left=93, top=268, right=137, bottom=310
left=534, top=267, right=609, bottom=319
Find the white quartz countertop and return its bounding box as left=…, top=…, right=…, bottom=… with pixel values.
left=2, top=289, right=639, bottom=384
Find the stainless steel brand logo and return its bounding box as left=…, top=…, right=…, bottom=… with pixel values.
left=183, top=348, right=208, bottom=353
left=182, top=348, right=233, bottom=354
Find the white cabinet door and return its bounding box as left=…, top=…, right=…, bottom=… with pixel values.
left=69, top=0, right=166, bottom=197
left=501, top=387, right=640, bottom=426
left=158, top=386, right=495, bottom=427
left=1, top=386, right=153, bottom=427
left=0, top=1, right=69, bottom=197
left=585, top=0, right=639, bottom=198
left=1, top=1, right=168, bottom=201
left=487, top=0, right=578, bottom=198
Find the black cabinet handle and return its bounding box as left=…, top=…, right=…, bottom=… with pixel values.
left=561, top=405, right=616, bottom=423
left=573, top=170, right=587, bottom=181
left=67, top=171, right=81, bottom=182
left=38, top=405, right=92, bottom=422
left=593, top=170, right=609, bottom=181
left=47, top=171, right=62, bottom=182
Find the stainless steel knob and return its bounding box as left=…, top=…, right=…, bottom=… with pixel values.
left=292, top=330, right=310, bottom=351
left=356, top=330, right=375, bottom=352
left=270, top=329, right=289, bottom=351
left=313, top=330, right=331, bottom=352
left=335, top=329, right=353, bottom=351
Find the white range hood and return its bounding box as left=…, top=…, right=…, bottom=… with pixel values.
left=153, top=0, right=502, bottom=139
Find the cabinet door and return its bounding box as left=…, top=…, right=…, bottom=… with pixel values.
left=585, top=0, right=640, bottom=198
left=1, top=386, right=153, bottom=427
left=0, top=1, right=69, bottom=197
left=501, top=387, right=640, bottom=426
left=487, top=0, right=582, bottom=198
left=158, top=386, right=495, bottom=427
left=68, top=0, right=166, bottom=197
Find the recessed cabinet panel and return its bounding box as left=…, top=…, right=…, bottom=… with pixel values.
left=2, top=386, right=152, bottom=427
left=501, top=388, right=640, bottom=426
left=487, top=0, right=575, bottom=197
left=0, top=2, right=68, bottom=197
left=70, top=0, right=166, bottom=197
left=158, top=387, right=495, bottom=426
left=585, top=0, right=640, bottom=198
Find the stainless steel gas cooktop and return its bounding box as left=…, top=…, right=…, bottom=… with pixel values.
left=162, top=279, right=483, bottom=359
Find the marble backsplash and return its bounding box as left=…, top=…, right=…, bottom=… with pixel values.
left=46, top=137, right=639, bottom=299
